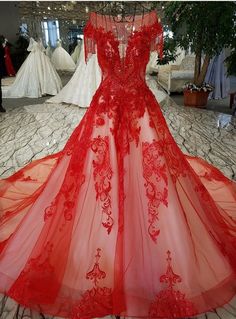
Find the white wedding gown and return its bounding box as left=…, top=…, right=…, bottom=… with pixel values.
left=71, top=40, right=82, bottom=64
left=51, top=40, right=76, bottom=72
left=48, top=40, right=101, bottom=108
left=48, top=40, right=166, bottom=108
left=7, top=38, right=62, bottom=98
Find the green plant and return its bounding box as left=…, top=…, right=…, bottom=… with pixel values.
left=157, top=35, right=179, bottom=65
left=164, top=1, right=236, bottom=86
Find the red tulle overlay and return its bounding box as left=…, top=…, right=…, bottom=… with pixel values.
left=4, top=46, right=16, bottom=76
left=0, top=10, right=236, bottom=319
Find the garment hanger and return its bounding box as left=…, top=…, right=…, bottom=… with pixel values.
left=95, top=1, right=154, bottom=23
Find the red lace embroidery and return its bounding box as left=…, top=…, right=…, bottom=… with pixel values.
left=149, top=251, right=196, bottom=318
left=147, top=104, right=189, bottom=183
left=91, top=136, right=114, bottom=234
left=7, top=170, right=36, bottom=182
left=142, top=140, right=168, bottom=242
left=42, top=110, right=97, bottom=226
left=194, top=182, right=236, bottom=265
left=8, top=242, right=57, bottom=304
left=84, top=12, right=163, bottom=63
left=72, top=249, right=113, bottom=319
left=84, top=11, right=163, bottom=158
left=1, top=9, right=235, bottom=319
left=44, top=199, right=56, bottom=221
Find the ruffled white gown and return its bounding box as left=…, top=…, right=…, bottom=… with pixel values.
left=48, top=40, right=166, bottom=108
left=7, top=38, right=62, bottom=98
left=51, top=40, right=76, bottom=72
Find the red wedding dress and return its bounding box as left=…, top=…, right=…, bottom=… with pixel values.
left=4, top=45, right=16, bottom=76
left=0, top=11, right=236, bottom=319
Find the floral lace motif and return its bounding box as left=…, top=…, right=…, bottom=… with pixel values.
left=149, top=251, right=196, bottom=318
left=91, top=136, right=114, bottom=234
left=7, top=170, right=36, bottom=182
left=142, top=140, right=168, bottom=242
left=148, top=106, right=188, bottom=183
left=8, top=242, right=57, bottom=304
left=72, top=249, right=113, bottom=319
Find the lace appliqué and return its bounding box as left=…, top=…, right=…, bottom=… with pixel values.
left=72, top=248, right=112, bottom=319
left=8, top=242, right=57, bottom=304
left=142, top=140, right=168, bottom=242
left=91, top=136, right=114, bottom=234
left=148, top=105, right=188, bottom=183
left=7, top=169, right=37, bottom=182
left=149, top=251, right=196, bottom=318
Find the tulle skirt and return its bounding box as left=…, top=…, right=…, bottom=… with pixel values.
left=0, top=84, right=235, bottom=319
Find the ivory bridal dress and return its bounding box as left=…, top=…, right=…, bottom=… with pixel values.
left=51, top=39, right=76, bottom=72
left=7, top=38, right=62, bottom=98
left=0, top=11, right=235, bottom=319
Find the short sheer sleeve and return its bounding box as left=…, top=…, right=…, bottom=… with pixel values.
left=150, top=19, right=163, bottom=59
left=83, top=11, right=164, bottom=61
left=83, top=20, right=97, bottom=63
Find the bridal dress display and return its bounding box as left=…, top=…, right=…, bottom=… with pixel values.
left=51, top=39, right=76, bottom=71
left=48, top=39, right=165, bottom=108
left=71, top=39, right=82, bottom=64
left=0, top=11, right=235, bottom=319
left=48, top=39, right=102, bottom=108
left=7, top=38, right=62, bottom=98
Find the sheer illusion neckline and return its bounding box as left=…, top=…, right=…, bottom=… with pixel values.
left=88, top=11, right=159, bottom=61
left=89, top=10, right=158, bottom=39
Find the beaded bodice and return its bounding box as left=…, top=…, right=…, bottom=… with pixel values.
left=84, top=11, right=163, bottom=89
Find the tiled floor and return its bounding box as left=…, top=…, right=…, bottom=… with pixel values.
left=0, top=95, right=235, bottom=180
left=0, top=92, right=236, bottom=318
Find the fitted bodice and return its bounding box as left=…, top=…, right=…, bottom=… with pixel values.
left=84, top=11, right=163, bottom=90
left=83, top=11, right=163, bottom=152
